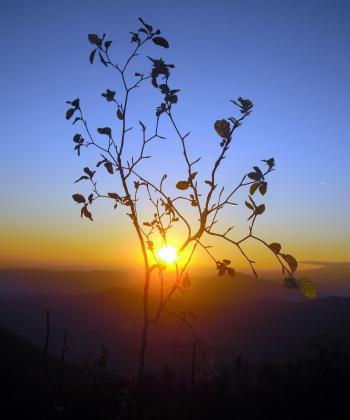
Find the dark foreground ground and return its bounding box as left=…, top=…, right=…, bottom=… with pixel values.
left=1, top=326, right=350, bottom=419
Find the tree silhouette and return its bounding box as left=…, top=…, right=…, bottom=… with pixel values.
left=65, top=17, right=316, bottom=381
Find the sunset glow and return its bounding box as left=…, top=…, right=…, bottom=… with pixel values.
left=157, top=246, right=178, bottom=264
left=0, top=1, right=348, bottom=273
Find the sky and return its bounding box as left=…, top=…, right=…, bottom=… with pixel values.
left=0, top=0, right=349, bottom=273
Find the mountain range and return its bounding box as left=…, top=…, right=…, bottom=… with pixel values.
left=0, top=262, right=349, bottom=374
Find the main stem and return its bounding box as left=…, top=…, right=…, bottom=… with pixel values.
left=114, top=61, right=153, bottom=380
left=116, top=141, right=150, bottom=382
left=138, top=265, right=150, bottom=381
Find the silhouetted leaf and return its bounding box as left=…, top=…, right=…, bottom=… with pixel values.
left=72, top=194, right=86, bottom=203
left=223, top=259, right=231, bottom=265
left=83, top=167, right=95, bottom=179
left=81, top=205, right=93, bottom=221
left=73, top=134, right=82, bottom=143
left=130, top=31, right=141, bottom=44
left=250, top=182, right=259, bottom=195
left=89, top=49, right=97, bottom=64
left=232, top=97, right=253, bottom=113
left=104, top=40, right=112, bottom=50
left=97, top=127, right=112, bottom=137
left=166, top=94, right=178, bottom=104
left=66, top=108, right=76, bottom=120
left=298, top=277, right=317, bottom=299
left=253, top=166, right=263, bottom=178
left=156, top=102, right=166, bottom=115
left=227, top=267, right=236, bottom=277
left=259, top=182, right=267, bottom=195
left=143, top=222, right=152, bottom=227
left=262, top=158, right=275, bottom=170
left=238, top=97, right=253, bottom=109
left=152, top=36, right=169, bottom=48
left=72, top=117, right=82, bottom=125
left=217, top=265, right=226, bottom=276
left=245, top=201, right=254, bottom=210
left=96, top=159, right=107, bottom=167
left=138, top=17, right=153, bottom=33
left=74, top=144, right=82, bottom=156
left=269, top=243, right=281, bottom=253
left=152, top=77, right=158, bottom=88
left=70, top=98, right=80, bottom=108
left=104, top=161, right=114, bottom=174
left=247, top=172, right=260, bottom=181
left=74, top=175, right=89, bottom=183
left=159, top=84, right=170, bottom=94
left=281, top=254, right=298, bottom=273
left=88, top=193, right=93, bottom=204
left=214, top=119, right=231, bottom=139
left=108, top=192, right=121, bottom=200
left=101, top=89, right=116, bottom=102
left=176, top=181, right=189, bottom=190
left=254, top=204, right=265, bottom=215
left=117, top=108, right=124, bottom=120
left=205, top=180, right=214, bottom=187
left=88, top=34, right=101, bottom=46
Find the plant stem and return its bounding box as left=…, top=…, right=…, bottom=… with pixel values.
left=138, top=267, right=150, bottom=381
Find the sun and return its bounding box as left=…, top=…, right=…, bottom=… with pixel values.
left=157, top=245, right=178, bottom=264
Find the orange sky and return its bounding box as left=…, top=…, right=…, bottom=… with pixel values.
left=1, top=209, right=348, bottom=273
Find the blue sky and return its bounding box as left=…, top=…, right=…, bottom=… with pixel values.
left=0, top=0, right=349, bottom=269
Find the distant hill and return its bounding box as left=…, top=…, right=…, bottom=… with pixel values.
left=0, top=269, right=132, bottom=297
left=1, top=261, right=349, bottom=301
left=186, top=272, right=299, bottom=304
left=132, top=261, right=350, bottom=304
left=1, top=283, right=350, bottom=373
left=298, top=262, right=350, bottom=297
left=0, top=262, right=348, bottom=373
left=189, top=261, right=350, bottom=303
left=0, top=287, right=143, bottom=372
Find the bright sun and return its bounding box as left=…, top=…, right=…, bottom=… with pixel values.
left=157, top=245, right=178, bottom=264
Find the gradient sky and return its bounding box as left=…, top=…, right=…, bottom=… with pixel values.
left=0, top=0, right=349, bottom=272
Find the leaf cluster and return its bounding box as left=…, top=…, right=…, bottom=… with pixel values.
left=216, top=259, right=235, bottom=277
